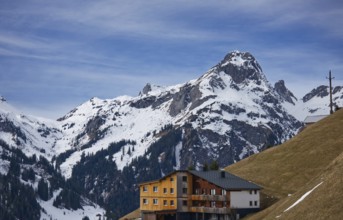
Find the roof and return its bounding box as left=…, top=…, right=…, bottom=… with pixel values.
left=189, top=170, right=262, bottom=190
left=139, top=170, right=261, bottom=190
left=304, top=115, right=328, bottom=123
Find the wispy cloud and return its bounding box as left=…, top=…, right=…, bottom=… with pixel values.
left=0, top=0, right=342, bottom=118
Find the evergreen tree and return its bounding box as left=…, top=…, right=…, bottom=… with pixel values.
left=22, top=168, right=35, bottom=182
left=8, top=159, right=20, bottom=177
left=37, top=178, right=49, bottom=201
left=203, top=163, right=209, bottom=171
left=187, top=165, right=195, bottom=170
left=209, top=160, right=219, bottom=170
left=0, top=174, right=41, bottom=220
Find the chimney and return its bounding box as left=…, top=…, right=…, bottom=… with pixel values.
left=220, top=170, right=225, bottom=178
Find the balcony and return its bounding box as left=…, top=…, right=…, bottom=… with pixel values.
left=191, top=194, right=229, bottom=202
left=190, top=206, right=231, bottom=214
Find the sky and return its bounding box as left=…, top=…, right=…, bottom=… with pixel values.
left=1, top=0, right=342, bottom=119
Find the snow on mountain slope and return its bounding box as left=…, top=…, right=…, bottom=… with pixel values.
left=54, top=51, right=302, bottom=177
left=0, top=96, right=62, bottom=159
left=301, top=85, right=343, bottom=115
left=2, top=51, right=341, bottom=179
left=39, top=189, right=105, bottom=220
left=278, top=84, right=343, bottom=121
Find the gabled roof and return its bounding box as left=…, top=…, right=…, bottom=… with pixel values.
left=189, top=170, right=261, bottom=190
left=139, top=170, right=261, bottom=190
left=304, top=115, right=328, bottom=123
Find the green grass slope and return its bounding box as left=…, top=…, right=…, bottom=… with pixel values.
left=226, top=109, right=343, bottom=219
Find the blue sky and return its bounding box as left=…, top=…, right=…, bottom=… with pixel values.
left=1, top=0, right=342, bottom=119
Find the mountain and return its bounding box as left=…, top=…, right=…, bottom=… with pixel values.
left=226, top=109, right=343, bottom=219
left=301, top=85, right=343, bottom=115
left=276, top=82, right=343, bottom=121
left=1, top=50, right=342, bottom=219
left=56, top=51, right=301, bottom=177
left=0, top=97, right=104, bottom=220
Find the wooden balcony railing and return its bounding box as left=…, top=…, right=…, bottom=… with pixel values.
left=191, top=194, right=229, bottom=202
left=190, top=206, right=231, bottom=214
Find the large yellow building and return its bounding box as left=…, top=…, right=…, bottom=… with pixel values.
left=139, top=170, right=261, bottom=220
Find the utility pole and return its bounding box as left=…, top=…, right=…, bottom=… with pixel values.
left=326, top=70, right=334, bottom=114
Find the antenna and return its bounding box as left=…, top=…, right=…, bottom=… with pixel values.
left=326, top=70, right=334, bottom=114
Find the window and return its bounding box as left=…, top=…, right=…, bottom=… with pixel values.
left=182, top=176, right=188, bottom=182
left=163, top=188, right=167, bottom=194
left=195, top=189, right=200, bottom=195
left=249, top=201, right=253, bottom=206
left=211, top=201, right=216, bottom=207
left=170, top=188, right=174, bottom=194
left=182, top=188, right=188, bottom=194
left=182, top=200, right=188, bottom=206
left=143, top=198, right=148, bottom=205
left=222, top=189, right=226, bottom=195
left=170, top=200, right=174, bottom=206
left=170, top=177, right=174, bottom=182
left=249, top=190, right=252, bottom=194
left=254, top=190, right=257, bottom=194
left=211, top=189, right=216, bottom=195
left=254, top=201, right=258, bottom=206
left=163, top=200, right=167, bottom=206
left=153, top=186, right=158, bottom=192
left=143, top=186, right=148, bottom=192
left=153, top=199, right=158, bottom=205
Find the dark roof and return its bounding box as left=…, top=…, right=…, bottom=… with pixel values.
left=139, top=170, right=262, bottom=190
left=304, top=115, right=327, bottom=123
left=189, top=170, right=261, bottom=190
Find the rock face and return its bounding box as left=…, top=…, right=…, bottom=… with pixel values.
left=275, top=80, right=297, bottom=105
left=282, top=85, right=343, bottom=119
left=303, top=85, right=330, bottom=103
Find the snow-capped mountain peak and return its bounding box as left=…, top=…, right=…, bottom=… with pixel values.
left=216, top=51, right=266, bottom=86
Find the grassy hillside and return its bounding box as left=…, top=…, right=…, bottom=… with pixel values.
left=119, top=208, right=140, bottom=220
left=226, top=109, right=343, bottom=219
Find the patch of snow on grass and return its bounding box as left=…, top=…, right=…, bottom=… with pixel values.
left=284, top=182, right=323, bottom=212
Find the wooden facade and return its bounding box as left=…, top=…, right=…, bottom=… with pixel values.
left=140, top=173, right=178, bottom=212
left=191, top=175, right=231, bottom=211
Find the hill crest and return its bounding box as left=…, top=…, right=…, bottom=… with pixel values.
left=226, top=109, right=343, bottom=219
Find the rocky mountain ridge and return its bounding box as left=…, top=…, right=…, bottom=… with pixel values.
left=0, top=51, right=342, bottom=219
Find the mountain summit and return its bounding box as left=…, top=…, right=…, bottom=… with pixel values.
left=53, top=51, right=302, bottom=177
left=219, top=51, right=265, bottom=84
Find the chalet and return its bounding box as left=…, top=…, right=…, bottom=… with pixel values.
left=139, top=170, right=262, bottom=220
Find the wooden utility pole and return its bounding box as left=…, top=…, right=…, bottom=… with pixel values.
left=327, top=70, right=334, bottom=114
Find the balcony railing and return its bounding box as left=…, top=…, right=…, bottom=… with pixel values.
left=190, top=206, right=231, bottom=214
left=191, top=194, right=229, bottom=202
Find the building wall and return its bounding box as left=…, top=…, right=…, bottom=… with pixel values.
left=176, top=172, right=193, bottom=212
left=140, top=173, right=178, bottom=211
left=230, top=190, right=260, bottom=209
